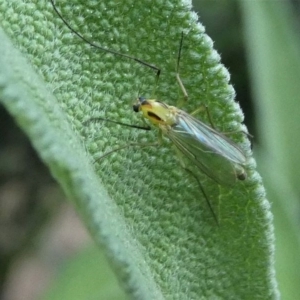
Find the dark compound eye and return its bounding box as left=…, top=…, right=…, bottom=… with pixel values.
left=133, top=104, right=140, bottom=112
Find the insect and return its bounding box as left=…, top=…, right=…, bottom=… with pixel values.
left=50, top=0, right=248, bottom=224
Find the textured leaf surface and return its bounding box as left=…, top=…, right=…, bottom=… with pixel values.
left=0, top=0, right=277, bottom=299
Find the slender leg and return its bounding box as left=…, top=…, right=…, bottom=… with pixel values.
left=202, top=105, right=215, bottom=129
left=150, top=68, right=161, bottom=98
left=175, top=34, right=216, bottom=131
left=94, top=126, right=163, bottom=163
left=190, top=105, right=253, bottom=141
left=221, top=129, right=254, bottom=140
left=176, top=74, right=188, bottom=101
left=175, top=33, right=252, bottom=141
left=189, top=105, right=207, bottom=116
left=173, top=146, right=219, bottom=225
left=175, top=32, right=189, bottom=108
left=183, top=167, right=219, bottom=226
left=95, top=141, right=159, bottom=163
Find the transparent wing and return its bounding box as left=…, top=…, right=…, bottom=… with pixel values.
left=166, top=110, right=246, bottom=186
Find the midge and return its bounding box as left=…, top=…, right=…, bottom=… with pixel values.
left=50, top=0, right=248, bottom=223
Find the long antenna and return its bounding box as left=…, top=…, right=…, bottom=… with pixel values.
left=50, top=0, right=161, bottom=78
left=84, top=117, right=151, bottom=131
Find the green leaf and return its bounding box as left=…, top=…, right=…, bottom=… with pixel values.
left=0, top=0, right=277, bottom=299
left=241, top=1, right=300, bottom=299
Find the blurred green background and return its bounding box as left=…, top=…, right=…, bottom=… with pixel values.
left=1, top=0, right=299, bottom=299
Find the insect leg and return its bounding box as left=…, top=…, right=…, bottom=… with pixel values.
left=221, top=129, right=254, bottom=140
left=200, top=106, right=252, bottom=140
left=189, top=105, right=209, bottom=117
left=201, top=105, right=215, bottom=129
left=175, top=32, right=252, bottom=142
left=204, top=108, right=254, bottom=142
left=172, top=145, right=219, bottom=225
left=95, top=141, right=159, bottom=162
left=190, top=106, right=253, bottom=142
left=85, top=118, right=163, bottom=162
left=183, top=167, right=219, bottom=226
left=150, top=66, right=162, bottom=98
left=175, top=32, right=188, bottom=107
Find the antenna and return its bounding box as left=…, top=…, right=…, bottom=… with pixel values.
left=50, top=0, right=161, bottom=78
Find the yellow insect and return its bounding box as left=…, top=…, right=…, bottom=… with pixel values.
left=133, top=97, right=247, bottom=185
left=51, top=0, right=248, bottom=223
